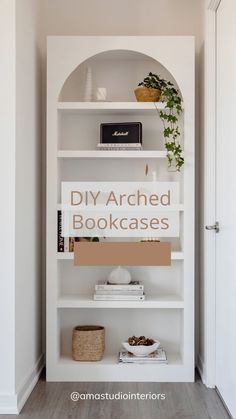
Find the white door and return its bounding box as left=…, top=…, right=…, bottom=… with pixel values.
left=215, top=0, right=236, bottom=417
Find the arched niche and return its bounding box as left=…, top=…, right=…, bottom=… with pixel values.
left=58, top=50, right=183, bottom=102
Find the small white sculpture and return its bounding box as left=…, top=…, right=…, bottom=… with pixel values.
left=108, top=266, right=131, bottom=284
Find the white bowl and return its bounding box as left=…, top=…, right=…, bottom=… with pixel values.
left=122, top=340, right=160, bottom=357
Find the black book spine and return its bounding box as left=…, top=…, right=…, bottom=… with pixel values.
left=57, top=210, right=64, bottom=252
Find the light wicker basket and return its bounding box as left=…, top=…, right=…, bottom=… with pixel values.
left=72, top=325, right=105, bottom=361
left=134, top=87, right=161, bottom=102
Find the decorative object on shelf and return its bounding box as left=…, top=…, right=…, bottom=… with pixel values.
left=134, top=86, right=161, bottom=102
left=96, top=87, right=107, bottom=101
left=144, top=163, right=158, bottom=182
left=98, top=122, right=142, bottom=150
left=83, top=66, right=93, bottom=101
left=122, top=335, right=160, bottom=357
left=72, top=325, right=105, bottom=361
left=108, top=266, right=131, bottom=285
left=135, top=72, right=184, bottom=171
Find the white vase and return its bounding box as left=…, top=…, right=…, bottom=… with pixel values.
left=84, top=66, right=93, bottom=101
left=108, top=266, right=131, bottom=284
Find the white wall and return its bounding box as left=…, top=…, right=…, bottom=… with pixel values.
left=42, top=0, right=203, bottom=47
left=0, top=0, right=16, bottom=409
left=0, top=0, right=43, bottom=414
left=15, top=0, right=43, bottom=403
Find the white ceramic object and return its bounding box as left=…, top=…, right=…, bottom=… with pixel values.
left=122, top=340, right=160, bottom=357
left=108, top=266, right=131, bottom=284
left=84, top=66, right=93, bottom=101
left=96, top=87, right=107, bottom=101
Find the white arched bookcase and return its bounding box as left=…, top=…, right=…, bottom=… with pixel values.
left=47, top=36, right=194, bottom=381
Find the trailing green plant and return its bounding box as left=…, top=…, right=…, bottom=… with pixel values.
left=138, top=72, right=184, bottom=171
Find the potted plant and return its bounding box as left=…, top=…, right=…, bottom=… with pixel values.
left=134, top=73, right=162, bottom=102
left=135, top=72, right=184, bottom=171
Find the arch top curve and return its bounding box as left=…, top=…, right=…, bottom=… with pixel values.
left=47, top=36, right=194, bottom=105
left=58, top=48, right=182, bottom=102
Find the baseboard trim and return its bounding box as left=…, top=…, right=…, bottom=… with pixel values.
left=197, top=354, right=216, bottom=388
left=0, top=354, right=45, bottom=415
left=17, top=353, right=45, bottom=414
left=0, top=394, right=18, bottom=415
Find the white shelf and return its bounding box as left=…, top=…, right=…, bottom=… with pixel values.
left=56, top=252, right=184, bottom=260
left=60, top=352, right=182, bottom=367
left=171, top=251, right=184, bottom=260
left=57, top=101, right=167, bottom=114
left=48, top=353, right=185, bottom=382
left=57, top=294, right=184, bottom=309
left=57, top=150, right=167, bottom=159
left=56, top=251, right=184, bottom=260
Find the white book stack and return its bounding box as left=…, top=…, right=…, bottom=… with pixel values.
left=119, top=348, right=167, bottom=364
left=97, top=143, right=142, bottom=150
left=94, top=280, right=145, bottom=301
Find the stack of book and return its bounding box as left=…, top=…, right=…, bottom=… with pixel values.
left=57, top=211, right=79, bottom=252
left=97, top=143, right=142, bottom=151
left=118, top=348, right=167, bottom=364
left=93, top=280, right=145, bottom=301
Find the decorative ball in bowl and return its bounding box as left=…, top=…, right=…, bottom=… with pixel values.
left=122, top=335, right=160, bottom=357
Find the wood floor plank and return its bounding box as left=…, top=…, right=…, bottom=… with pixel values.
left=0, top=372, right=230, bottom=419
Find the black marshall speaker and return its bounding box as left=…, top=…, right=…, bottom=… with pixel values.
left=100, top=122, right=142, bottom=144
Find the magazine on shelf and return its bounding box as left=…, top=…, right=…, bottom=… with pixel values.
left=95, top=280, right=144, bottom=291
left=94, top=294, right=145, bottom=301
left=118, top=348, right=167, bottom=364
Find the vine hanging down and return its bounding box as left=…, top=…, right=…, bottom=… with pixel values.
left=138, top=72, right=184, bottom=171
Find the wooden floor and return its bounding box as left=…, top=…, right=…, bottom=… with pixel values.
left=1, top=371, right=230, bottom=419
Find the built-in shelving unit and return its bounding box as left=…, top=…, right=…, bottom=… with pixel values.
left=47, top=36, right=194, bottom=382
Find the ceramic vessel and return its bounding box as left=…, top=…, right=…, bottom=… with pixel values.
left=122, top=340, right=160, bottom=356
left=108, top=266, right=131, bottom=284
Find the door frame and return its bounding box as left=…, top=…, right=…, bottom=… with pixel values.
left=201, top=0, right=221, bottom=388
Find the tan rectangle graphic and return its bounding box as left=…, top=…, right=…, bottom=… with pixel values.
left=74, top=242, right=171, bottom=266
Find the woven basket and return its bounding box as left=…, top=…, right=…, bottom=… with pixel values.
left=134, top=87, right=161, bottom=102
left=72, top=325, right=105, bottom=361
